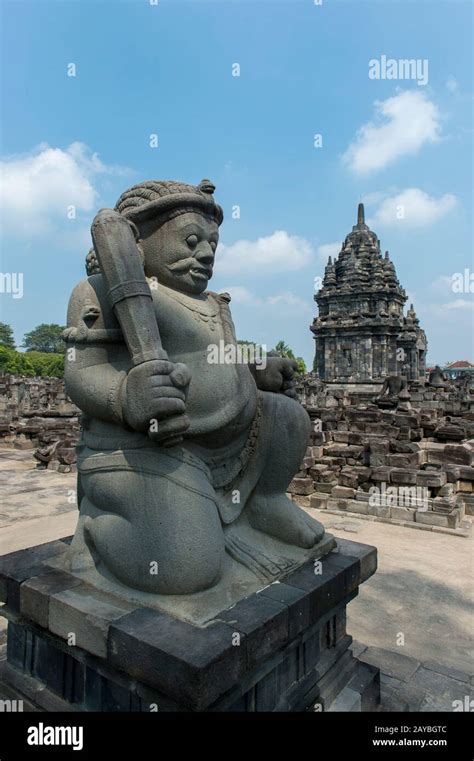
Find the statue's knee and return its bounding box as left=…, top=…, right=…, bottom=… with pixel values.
left=81, top=471, right=225, bottom=594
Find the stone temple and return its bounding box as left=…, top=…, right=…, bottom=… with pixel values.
left=311, top=204, right=428, bottom=383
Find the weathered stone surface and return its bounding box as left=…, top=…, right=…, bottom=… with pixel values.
left=416, top=510, right=460, bottom=529
left=445, top=444, right=473, bottom=466
left=218, top=595, right=288, bottom=669
left=288, top=477, right=314, bottom=496
left=371, top=466, right=392, bottom=482
left=331, top=485, right=356, bottom=499
left=59, top=177, right=328, bottom=609
left=367, top=504, right=391, bottom=519
left=390, top=505, right=415, bottom=522
left=49, top=584, right=137, bottom=658
left=1, top=539, right=380, bottom=712
left=309, top=493, right=329, bottom=509
left=20, top=570, right=83, bottom=629
left=416, top=470, right=447, bottom=488
left=390, top=468, right=418, bottom=485
left=0, top=539, right=70, bottom=610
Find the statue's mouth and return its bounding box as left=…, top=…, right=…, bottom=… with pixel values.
left=168, top=259, right=211, bottom=280
left=189, top=266, right=211, bottom=280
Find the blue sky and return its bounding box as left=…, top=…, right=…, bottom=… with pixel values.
left=1, top=0, right=472, bottom=367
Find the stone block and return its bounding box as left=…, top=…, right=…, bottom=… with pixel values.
left=415, top=510, right=460, bottom=529
left=339, top=471, right=359, bottom=489
left=416, top=470, right=447, bottom=488
left=442, top=465, right=461, bottom=482
left=438, top=483, right=454, bottom=497
left=309, top=493, right=329, bottom=509
left=369, top=453, right=389, bottom=467
left=308, top=446, right=324, bottom=459
left=327, top=498, right=350, bottom=511
left=317, top=482, right=337, bottom=494
left=347, top=500, right=369, bottom=515
left=391, top=506, right=415, bottom=522
left=391, top=469, right=417, bottom=485
left=370, top=441, right=389, bottom=454
left=258, top=582, right=310, bottom=640
left=445, top=444, right=473, bottom=466
left=0, top=539, right=71, bottom=611
left=288, top=477, right=314, bottom=496
left=20, top=570, right=83, bottom=629
left=49, top=584, right=137, bottom=658
left=367, top=504, right=391, bottom=519
left=387, top=453, right=421, bottom=468
left=371, top=466, right=392, bottom=482
left=331, top=485, right=356, bottom=499
left=109, top=608, right=247, bottom=711
left=219, top=595, right=288, bottom=669
left=459, top=466, right=474, bottom=481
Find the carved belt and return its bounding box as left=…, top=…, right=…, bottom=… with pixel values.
left=209, top=395, right=263, bottom=491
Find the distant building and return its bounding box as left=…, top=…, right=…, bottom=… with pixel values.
left=443, top=360, right=474, bottom=381
left=311, top=203, right=428, bottom=382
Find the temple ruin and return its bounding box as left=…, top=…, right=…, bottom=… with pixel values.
left=311, top=204, right=428, bottom=383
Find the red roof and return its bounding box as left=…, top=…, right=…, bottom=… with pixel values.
left=445, top=360, right=474, bottom=369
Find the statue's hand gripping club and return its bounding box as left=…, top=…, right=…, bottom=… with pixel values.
left=91, top=209, right=190, bottom=446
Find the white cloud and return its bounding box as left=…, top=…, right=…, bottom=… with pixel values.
left=0, top=142, right=130, bottom=238
left=316, top=242, right=340, bottom=262
left=442, top=299, right=474, bottom=310
left=369, top=188, right=457, bottom=228
left=218, top=286, right=254, bottom=304
left=342, top=91, right=441, bottom=174
left=218, top=286, right=311, bottom=314
left=217, top=230, right=313, bottom=275
left=446, top=77, right=459, bottom=93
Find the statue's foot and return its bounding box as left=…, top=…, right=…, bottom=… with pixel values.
left=248, top=493, right=325, bottom=549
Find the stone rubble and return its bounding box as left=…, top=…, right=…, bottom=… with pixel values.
left=291, top=376, right=474, bottom=536
left=0, top=374, right=80, bottom=472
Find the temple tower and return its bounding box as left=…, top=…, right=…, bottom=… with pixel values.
left=311, top=204, right=428, bottom=382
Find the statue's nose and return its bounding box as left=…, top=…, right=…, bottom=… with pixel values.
left=195, top=243, right=214, bottom=265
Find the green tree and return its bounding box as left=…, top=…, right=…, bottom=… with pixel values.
left=25, top=351, right=65, bottom=378
left=0, top=322, right=16, bottom=349
left=271, top=339, right=307, bottom=376
left=0, top=346, right=35, bottom=376
left=22, top=324, right=66, bottom=354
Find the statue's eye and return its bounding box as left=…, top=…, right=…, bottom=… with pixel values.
left=209, top=240, right=217, bottom=252
left=186, top=234, right=198, bottom=249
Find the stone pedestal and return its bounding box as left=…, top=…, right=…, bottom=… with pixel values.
left=0, top=537, right=379, bottom=712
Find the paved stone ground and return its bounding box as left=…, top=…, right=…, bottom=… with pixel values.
left=309, top=509, right=474, bottom=711
left=0, top=449, right=472, bottom=712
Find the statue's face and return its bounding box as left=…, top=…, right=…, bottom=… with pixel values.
left=139, top=212, right=219, bottom=294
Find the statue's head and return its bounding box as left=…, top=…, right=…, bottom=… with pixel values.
left=86, top=179, right=223, bottom=295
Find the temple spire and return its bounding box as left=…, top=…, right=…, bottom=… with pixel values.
left=357, top=202, right=365, bottom=226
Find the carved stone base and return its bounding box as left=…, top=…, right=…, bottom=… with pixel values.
left=0, top=537, right=379, bottom=712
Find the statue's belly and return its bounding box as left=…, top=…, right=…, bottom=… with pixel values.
left=170, top=352, right=258, bottom=440
left=155, top=291, right=258, bottom=440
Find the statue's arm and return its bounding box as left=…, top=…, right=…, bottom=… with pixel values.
left=64, top=279, right=190, bottom=437
left=64, top=280, right=130, bottom=425
left=65, top=352, right=128, bottom=425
